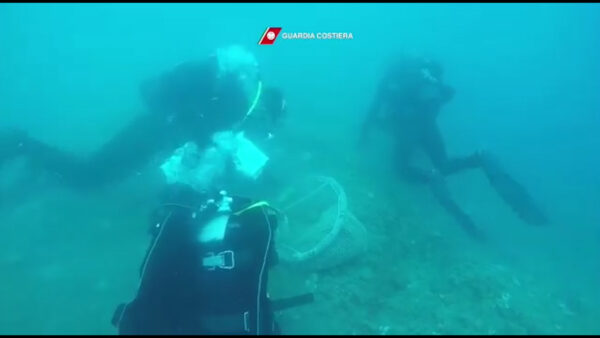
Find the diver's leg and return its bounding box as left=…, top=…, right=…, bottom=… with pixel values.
left=391, top=132, right=484, bottom=240
left=422, top=124, right=547, bottom=226
left=0, top=128, right=88, bottom=182
left=394, top=134, right=437, bottom=184
left=419, top=123, right=486, bottom=240
left=1, top=112, right=172, bottom=190
left=79, top=112, right=176, bottom=189
left=422, top=122, right=482, bottom=176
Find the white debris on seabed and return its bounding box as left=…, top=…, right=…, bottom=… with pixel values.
left=496, top=292, right=512, bottom=309
left=378, top=325, right=390, bottom=335
left=558, top=301, right=575, bottom=316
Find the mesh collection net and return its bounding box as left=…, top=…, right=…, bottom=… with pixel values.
left=273, top=175, right=368, bottom=271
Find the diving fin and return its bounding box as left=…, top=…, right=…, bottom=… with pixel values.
left=479, top=152, right=548, bottom=226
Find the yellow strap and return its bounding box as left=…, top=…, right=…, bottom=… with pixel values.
left=245, top=80, right=263, bottom=118
left=233, top=200, right=271, bottom=216
left=232, top=80, right=263, bottom=133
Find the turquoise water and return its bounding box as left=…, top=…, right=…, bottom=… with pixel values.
left=0, top=3, right=599, bottom=334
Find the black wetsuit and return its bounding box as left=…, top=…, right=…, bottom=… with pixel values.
left=360, top=58, right=548, bottom=237
left=0, top=56, right=262, bottom=190
left=360, top=59, right=488, bottom=239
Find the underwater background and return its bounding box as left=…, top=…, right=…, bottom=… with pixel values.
left=0, top=3, right=599, bottom=334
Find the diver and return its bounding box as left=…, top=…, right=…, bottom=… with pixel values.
left=39, top=45, right=313, bottom=334
left=359, top=54, right=548, bottom=239
left=0, top=45, right=286, bottom=192
left=108, top=119, right=315, bottom=335
left=1, top=45, right=315, bottom=335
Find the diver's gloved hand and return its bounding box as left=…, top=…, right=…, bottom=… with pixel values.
left=0, top=128, right=28, bottom=167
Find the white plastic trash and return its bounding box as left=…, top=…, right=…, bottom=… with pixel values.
left=160, top=131, right=269, bottom=192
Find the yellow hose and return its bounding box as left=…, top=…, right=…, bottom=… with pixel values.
left=245, top=80, right=263, bottom=118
